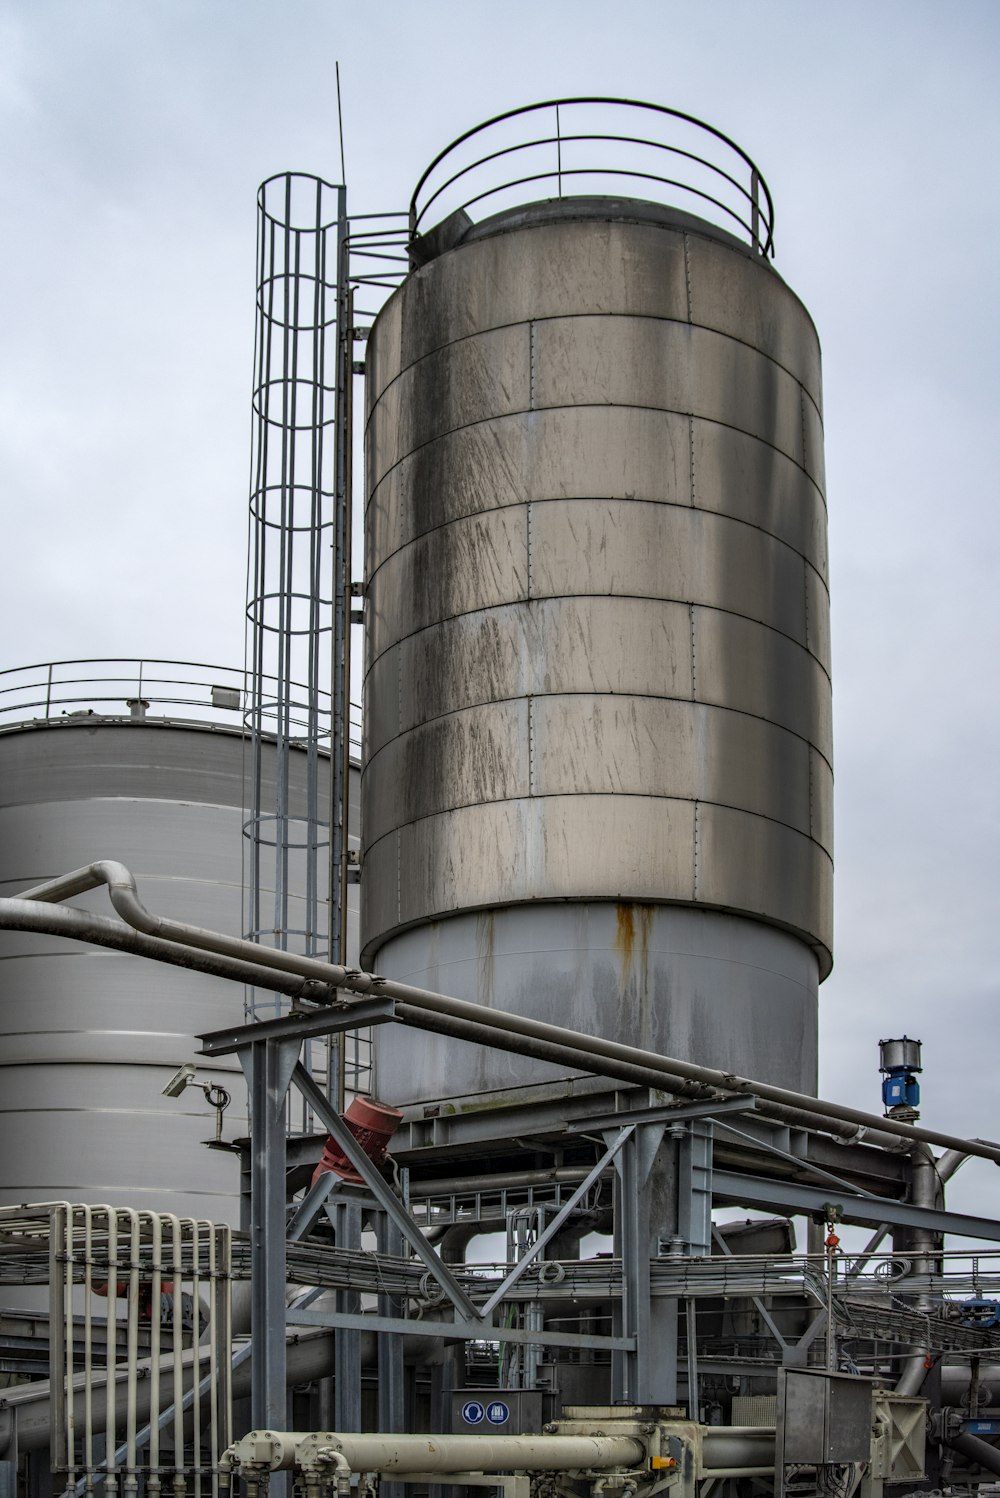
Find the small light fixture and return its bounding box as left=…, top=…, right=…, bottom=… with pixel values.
left=162, top=1062, right=232, bottom=1141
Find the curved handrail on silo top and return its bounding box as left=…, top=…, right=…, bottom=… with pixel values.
left=409, top=97, right=775, bottom=258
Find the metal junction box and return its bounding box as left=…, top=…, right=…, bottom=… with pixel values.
left=776, top=1368, right=873, bottom=1470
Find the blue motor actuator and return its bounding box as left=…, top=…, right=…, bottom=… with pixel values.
left=960, top=1298, right=1000, bottom=1330
left=879, top=1036, right=922, bottom=1122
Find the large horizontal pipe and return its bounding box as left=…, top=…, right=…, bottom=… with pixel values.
left=945, top=1430, right=1000, bottom=1478
left=235, top=1430, right=646, bottom=1474
left=9, top=860, right=1000, bottom=1167
left=702, top=1427, right=775, bottom=1471
left=0, top=1326, right=443, bottom=1458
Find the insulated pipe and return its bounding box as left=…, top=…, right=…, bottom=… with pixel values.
left=233, top=1430, right=647, bottom=1474
left=8, top=862, right=1000, bottom=1166
left=895, top=1146, right=941, bottom=1396
left=0, top=1327, right=445, bottom=1458
left=702, top=1427, right=776, bottom=1471
left=944, top=1430, right=1000, bottom=1478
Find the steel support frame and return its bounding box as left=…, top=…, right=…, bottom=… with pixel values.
left=212, top=1001, right=1000, bottom=1430
left=713, top=1169, right=1000, bottom=1241
left=208, top=1003, right=395, bottom=1430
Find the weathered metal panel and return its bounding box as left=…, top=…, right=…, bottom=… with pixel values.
left=374, top=905, right=819, bottom=1102
left=366, top=322, right=530, bottom=481
left=529, top=501, right=810, bottom=644
left=693, top=606, right=833, bottom=762
left=531, top=318, right=808, bottom=472
left=685, top=232, right=822, bottom=406
left=392, top=796, right=699, bottom=921
left=368, top=405, right=827, bottom=572
left=367, top=507, right=529, bottom=663
left=364, top=699, right=530, bottom=845
left=394, top=598, right=695, bottom=729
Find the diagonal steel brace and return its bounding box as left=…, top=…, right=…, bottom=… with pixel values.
left=291, top=1062, right=481, bottom=1322
left=479, top=1125, right=635, bottom=1318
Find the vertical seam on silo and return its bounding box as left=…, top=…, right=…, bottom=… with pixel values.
left=688, top=603, right=697, bottom=702
left=528, top=696, right=535, bottom=796
left=808, top=744, right=815, bottom=842
left=804, top=555, right=810, bottom=659
left=683, top=233, right=693, bottom=322
left=529, top=319, right=536, bottom=411
left=800, top=384, right=808, bottom=474
left=693, top=799, right=700, bottom=900
left=528, top=498, right=534, bottom=598
left=688, top=415, right=696, bottom=508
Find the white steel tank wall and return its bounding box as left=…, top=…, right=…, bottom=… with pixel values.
left=362, top=203, right=831, bottom=1104
left=0, top=718, right=357, bottom=1222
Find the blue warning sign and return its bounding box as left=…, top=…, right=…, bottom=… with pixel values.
left=486, top=1400, right=511, bottom=1425
left=461, top=1400, right=485, bottom=1425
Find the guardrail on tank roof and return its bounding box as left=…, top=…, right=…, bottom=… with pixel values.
left=410, top=96, right=775, bottom=257
left=0, top=657, right=363, bottom=757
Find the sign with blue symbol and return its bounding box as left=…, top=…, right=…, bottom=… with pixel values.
left=461, top=1400, right=485, bottom=1425
left=486, top=1401, right=511, bottom=1425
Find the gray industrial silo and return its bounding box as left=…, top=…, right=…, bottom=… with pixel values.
left=0, top=670, right=359, bottom=1221
left=362, top=102, right=832, bottom=1107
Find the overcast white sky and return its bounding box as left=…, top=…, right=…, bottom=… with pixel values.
left=1, top=1, right=999, bottom=1218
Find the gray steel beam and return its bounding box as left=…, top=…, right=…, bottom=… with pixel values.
left=199, top=996, right=395, bottom=1056
left=574, top=1096, right=758, bottom=1133
left=285, top=1308, right=634, bottom=1352
left=713, top=1169, right=1000, bottom=1241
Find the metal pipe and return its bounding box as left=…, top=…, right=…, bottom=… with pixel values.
left=125, top=1211, right=140, bottom=1495
left=702, top=1427, right=776, bottom=1470
left=8, top=861, right=1000, bottom=1165
left=895, top=1146, right=940, bottom=1395
left=0, top=1324, right=447, bottom=1459
left=945, top=1430, right=1000, bottom=1478
left=392, top=1003, right=917, bottom=1155
left=0, top=897, right=321, bottom=1000
left=231, top=1430, right=647, bottom=1474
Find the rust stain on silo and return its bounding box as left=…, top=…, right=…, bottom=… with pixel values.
left=615, top=902, right=635, bottom=973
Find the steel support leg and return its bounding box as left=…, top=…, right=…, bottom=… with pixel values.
left=611, top=1121, right=677, bottom=1404
left=242, top=1037, right=298, bottom=1432
left=332, top=1196, right=363, bottom=1430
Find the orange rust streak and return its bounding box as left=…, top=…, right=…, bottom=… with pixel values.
left=615, top=902, right=635, bottom=970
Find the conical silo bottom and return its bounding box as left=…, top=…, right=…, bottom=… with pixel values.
left=372, top=904, right=818, bottom=1109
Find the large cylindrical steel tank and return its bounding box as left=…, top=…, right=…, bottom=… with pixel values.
left=0, top=710, right=358, bottom=1221
left=363, top=130, right=831, bottom=1105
